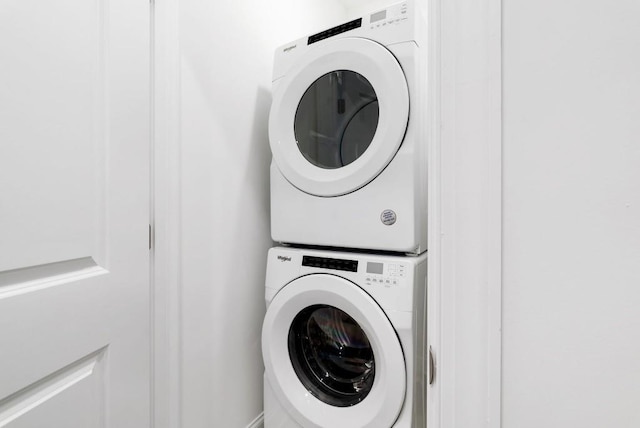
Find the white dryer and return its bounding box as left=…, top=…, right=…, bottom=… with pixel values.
left=269, top=0, right=428, bottom=254
left=262, top=247, right=428, bottom=428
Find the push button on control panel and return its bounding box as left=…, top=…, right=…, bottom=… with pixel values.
left=364, top=275, right=400, bottom=287
left=364, top=262, right=405, bottom=287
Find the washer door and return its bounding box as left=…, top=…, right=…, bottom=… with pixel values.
left=262, top=274, right=406, bottom=428
left=269, top=37, right=409, bottom=197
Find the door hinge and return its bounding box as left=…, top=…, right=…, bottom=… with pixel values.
left=149, top=224, right=152, bottom=250
left=428, top=346, right=435, bottom=385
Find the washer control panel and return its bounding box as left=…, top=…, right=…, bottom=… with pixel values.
left=296, top=253, right=411, bottom=288
left=364, top=261, right=407, bottom=287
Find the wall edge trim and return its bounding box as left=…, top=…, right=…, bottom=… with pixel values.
left=246, top=412, right=265, bottom=428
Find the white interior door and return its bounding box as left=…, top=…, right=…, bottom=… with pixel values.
left=0, top=0, right=150, bottom=426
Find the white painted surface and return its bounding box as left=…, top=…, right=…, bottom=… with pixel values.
left=425, top=0, right=503, bottom=426
left=0, top=0, right=150, bottom=425
left=503, top=0, right=640, bottom=426
left=164, top=1, right=347, bottom=427
left=152, top=0, right=182, bottom=426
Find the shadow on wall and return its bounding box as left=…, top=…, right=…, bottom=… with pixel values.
left=235, top=86, right=274, bottom=428
left=244, top=86, right=273, bottom=227
left=179, top=72, right=275, bottom=428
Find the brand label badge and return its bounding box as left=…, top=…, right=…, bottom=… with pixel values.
left=380, top=209, right=397, bottom=226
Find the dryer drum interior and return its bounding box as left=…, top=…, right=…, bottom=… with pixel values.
left=288, top=304, right=375, bottom=407
left=294, top=70, right=379, bottom=170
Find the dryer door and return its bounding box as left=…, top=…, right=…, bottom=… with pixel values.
left=269, top=37, right=409, bottom=197
left=262, top=274, right=406, bottom=428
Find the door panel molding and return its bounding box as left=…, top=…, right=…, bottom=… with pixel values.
left=426, top=0, right=502, bottom=427
left=0, top=348, right=106, bottom=427
left=0, top=0, right=110, bottom=274
left=0, top=258, right=107, bottom=300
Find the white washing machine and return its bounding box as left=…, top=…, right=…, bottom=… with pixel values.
left=261, top=247, right=428, bottom=428
left=269, top=0, right=428, bottom=254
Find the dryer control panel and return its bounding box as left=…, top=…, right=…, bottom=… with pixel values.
left=367, top=2, right=410, bottom=30
left=305, top=1, right=411, bottom=46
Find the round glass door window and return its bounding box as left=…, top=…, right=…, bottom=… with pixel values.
left=294, top=70, right=379, bottom=169
left=288, top=304, right=375, bottom=407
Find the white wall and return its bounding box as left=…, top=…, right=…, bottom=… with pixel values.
left=177, top=1, right=346, bottom=427
left=503, top=0, right=640, bottom=426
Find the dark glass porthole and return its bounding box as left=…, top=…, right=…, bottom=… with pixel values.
left=288, top=304, right=375, bottom=407
left=294, top=70, right=379, bottom=169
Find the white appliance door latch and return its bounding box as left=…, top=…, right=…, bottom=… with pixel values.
left=428, top=346, right=435, bottom=385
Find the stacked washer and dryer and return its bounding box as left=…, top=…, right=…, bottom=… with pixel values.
left=262, top=1, right=430, bottom=427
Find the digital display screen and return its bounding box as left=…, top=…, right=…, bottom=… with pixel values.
left=366, top=262, right=384, bottom=275
left=371, top=10, right=387, bottom=23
